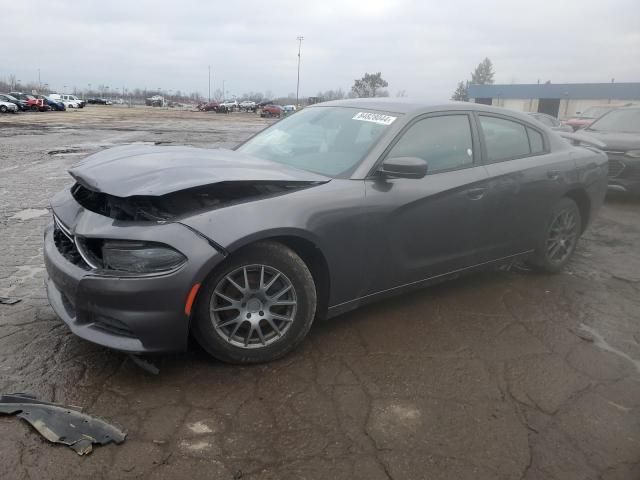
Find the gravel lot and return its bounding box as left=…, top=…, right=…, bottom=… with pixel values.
left=1, top=106, right=639, bottom=480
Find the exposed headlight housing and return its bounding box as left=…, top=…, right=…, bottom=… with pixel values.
left=77, top=238, right=186, bottom=274
left=625, top=150, right=640, bottom=158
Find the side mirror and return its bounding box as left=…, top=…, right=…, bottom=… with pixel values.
left=379, top=157, right=428, bottom=179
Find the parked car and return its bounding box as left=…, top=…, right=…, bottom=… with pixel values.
left=527, top=112, right=572, bottom=132
left=199, top=101, right=222, bottom=112
left=49, top=94, right=82, bottom=109
left=37, top=95, right=66, bottom=111
left=579, top=106, right=640, bottom=195
left=260, top=104, right=283, bottom=118
left=61, top=94, right=85, bottom=108
left=220, top=100, right=238, bottom=111
left=87, top=98, right=110, bottom=105
left=0, top=100, right=18, bottom=113
left=9, top=92, right=46, bottom=111
left=282, top=105, right=297, bottom=113
left=239, top=100, right=256, bottom=112
left=0, top=94, right=27, bottom=111
left=44, top=99, right=607, bottom=363
left=564, top=105, right=617, bottom=131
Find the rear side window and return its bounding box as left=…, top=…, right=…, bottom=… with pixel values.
left=386, top=115, right=474, bottom=174
left=527, top=127, right=544, bottom=154
left=479, top=115, right=531, bottom=162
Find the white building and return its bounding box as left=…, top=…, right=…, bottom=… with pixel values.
left=467, top=82, right=640, bottom=119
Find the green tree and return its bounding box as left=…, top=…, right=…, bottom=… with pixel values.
left=350, top=72, right=389, bottom=98
left=470, top=57, right=495, bottom=85
left=451, top=81, right=469, bottom=101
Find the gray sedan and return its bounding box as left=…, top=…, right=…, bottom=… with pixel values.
left=44, top=99, right=608, bottom=363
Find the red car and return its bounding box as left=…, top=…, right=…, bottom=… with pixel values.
left=564, top=105, right=617, bottom=131
left=9, top=92, right=49, bottom=111
left=260, top=104, right=283, bottom=118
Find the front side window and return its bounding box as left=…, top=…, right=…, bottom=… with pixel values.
left=386, top=115, right=474, bottom=174
left=479, top=115, right=531, bottom=162
left=238, top=107, right=397, bottom=177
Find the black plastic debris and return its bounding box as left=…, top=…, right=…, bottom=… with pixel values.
left=0, top=393, right=126, bottom=455
left=0, top=297, right=21, bottom=305
left=128, top=354, right=160, bottom=375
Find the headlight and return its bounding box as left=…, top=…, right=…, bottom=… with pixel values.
left=102, top=240, right=186, bottom=273
left=76, top=238, right=186, bottom=273
left=625, top=150, right=640, bottom=158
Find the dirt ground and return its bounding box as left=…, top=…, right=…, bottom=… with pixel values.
left=1, top=106, right=639, bottom=480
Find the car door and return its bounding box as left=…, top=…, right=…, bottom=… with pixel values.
left=362, top=112, right=493, bottom=294
left=477, top=113, right=576, bottom=257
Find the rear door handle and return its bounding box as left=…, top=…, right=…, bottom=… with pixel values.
left=466, top=187, right=486, bottom=200
left=547, top=170, right=561, bottom=181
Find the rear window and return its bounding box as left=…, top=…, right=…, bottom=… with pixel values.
left=479, top=116, right=530, bottom=162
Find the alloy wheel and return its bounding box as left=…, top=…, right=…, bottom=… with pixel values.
left=209, top=264, right=297, bottom=349
left=546, top=209, right=578, bottom=264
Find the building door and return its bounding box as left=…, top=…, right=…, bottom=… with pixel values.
left=474, top=97, right=492, bottom=105
left=538, top=98, right=560, bottom=117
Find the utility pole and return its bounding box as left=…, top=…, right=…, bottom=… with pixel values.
left=222, top=80, right=225, bottom=101
left=296, top=35, right=304, bottom=107
left=208, top=65, right=211, bottom=102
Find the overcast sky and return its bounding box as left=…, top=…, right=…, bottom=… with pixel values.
left=2, top=0, right=639, bottom=99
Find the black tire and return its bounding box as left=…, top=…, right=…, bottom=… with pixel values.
left=192, top=242, right=317, bottom=364
left=0, top=105, right=7, bottom=113
left=529, top=197, right=582, bottom=273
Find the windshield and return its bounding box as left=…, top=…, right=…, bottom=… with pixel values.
left=580, top=106, right=612, bottom=119
left=587, top=109, right=640, bottom=133
left=238, top=107, right=397, bottom=177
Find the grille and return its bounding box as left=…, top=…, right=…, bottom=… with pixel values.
left=53, top=217, right=91, bottom=270
left=607, top=159, right=625, bottom=178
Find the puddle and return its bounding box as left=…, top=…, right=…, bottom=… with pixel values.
left=580, top=324, right=640, bottom=374
left=48, top=149, right=86, bottom=157
left=9, top=209, right=49, bottom=221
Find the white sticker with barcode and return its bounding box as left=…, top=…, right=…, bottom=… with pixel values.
left=352, top=112, right=397, bottom=125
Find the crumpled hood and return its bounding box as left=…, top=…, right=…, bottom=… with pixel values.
left=579, top=130, right=640, bottom=151
left=69, top=144, right=329, bottom=197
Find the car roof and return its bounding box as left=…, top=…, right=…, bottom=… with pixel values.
left=310, top=97, right=537, bottom=120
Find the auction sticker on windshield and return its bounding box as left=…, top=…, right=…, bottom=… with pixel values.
left=352, top=112, right=397, bottom=125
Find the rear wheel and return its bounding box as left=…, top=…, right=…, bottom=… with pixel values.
left=529, top=198, right=581, bottom=273
left=193, top=242, right=317, bottom=364
left=0, top=105, right=7, bottom=113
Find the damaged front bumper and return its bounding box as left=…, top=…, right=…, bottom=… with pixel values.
left=43, top=203, right=225, bottom=353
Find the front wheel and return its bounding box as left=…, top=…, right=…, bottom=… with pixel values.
left=0, top=105, right=7, bottom=113
left=193, top=242, right=317, bottom=364
left=529, top=198, right=581, bottom=273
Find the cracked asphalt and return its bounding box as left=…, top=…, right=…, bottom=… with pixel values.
left=1, top=106, right=639, bottom=480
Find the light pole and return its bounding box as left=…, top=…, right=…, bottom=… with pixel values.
left=222, top=80, right=225, bottom=101
left=296, top=35, right=304, bottom=107
left=208, top=65, right=211, bottom=102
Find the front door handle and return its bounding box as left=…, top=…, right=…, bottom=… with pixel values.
left=547, top=170, right=561, bottom=181
left=466, top=187, right=486, bottom=201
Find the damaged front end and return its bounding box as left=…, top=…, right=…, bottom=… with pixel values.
left=70, top=180, right=319, bottom=222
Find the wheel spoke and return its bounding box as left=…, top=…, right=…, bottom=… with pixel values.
left=263, top=272, right=280, bottom=291
left=256, top=323, right=266, bottom=345
left=271, top=284, right=292, bottom=300
left=228, top=320, right=243, bottom=340
left=218, top=315, right=241, bottom=328
left=259, top=265, right=265, bottom=289
left=265, top=317, right=282, bottom=336
left=215, top=291, right=238, bottom=305
left=212, top=304, right=239, bottom=312
left=226, top=275, right=245, bottom=293
left=270, top=312, right=294, bottom=322
left=273, top=300, right=297, bottom=306
left=244, top=325, right=253, bottom=346
left=243, top=267, right=250, bottom=290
